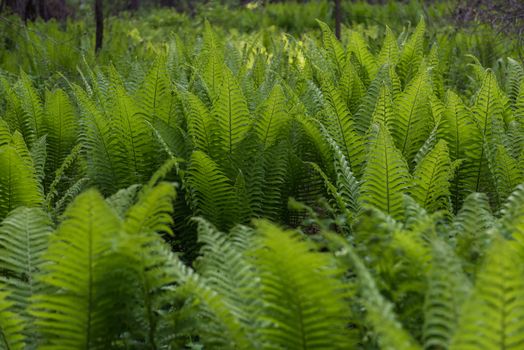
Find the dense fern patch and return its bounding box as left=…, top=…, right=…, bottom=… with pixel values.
left=0, top=12, right=524, bottom=349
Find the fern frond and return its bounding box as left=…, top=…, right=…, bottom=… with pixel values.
left=397, top=18, right=426, bottom=85
left=450, top=238, right=524, bottom=350
left=0, top=207, right=52, bottom=318
left=124, top=182, right=176, bottom=236
left=43, top=89, right=78, bottom=182
left=423, top=240, right=471, bottom=350
left=438, top=90, right=476, bottom=209
left=349, top=30, right=378, bottom=83
left=392, top=69, right=432, bottom=163
left=185, top=92, right=217, bottom=154
left=253, top=221, right=352, bottom=349
left=137, top=54, right=171, bottom=122
left=16, top=72, right=45, bottom=145
left=320, top=76, right=365, bottom=174
left=411, top=140, right=455, bottom=213
left=212, top=68, right=251, bottom=156
left=0, top=291, right=25, bottom=350
left=451, top=193, right=494, bottom=274
left=254, top=84, right=289, bottom=150
left=318, top=21, right=346, bottom=74
left=31, top=190, right=122, bottom=350
left=186, top=151, right=238, bottom=230
left=0, top=145, right=42, bottom=219
left=361, top=124, right=411, bottom=220
left=110, top=85, right=156, bottom=186
left=489, top=144, right=522, bottom=203
left=328, top=233, right=422, bottom=350
left=461, top=71, right=503, bottom=198
left=377, top=26, right=399, bottom=67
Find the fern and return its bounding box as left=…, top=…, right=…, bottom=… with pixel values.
left=462, top=70, right=503, bottom=197
left=254, top=84, right=289, bottom=150
left=397, top=18, right=426, bottom=85
left=0, top=144, right=42, bottom=219
left=137, top=54, right=172, bottom=122
left=423, top=240, right=471, bottom=350
left=0, top=291, right=25, bottom=350
left=450, top=238, right=524, bottom=350
left=349, top=30, right=378, bottom=83
left=253, top=221, right=353, bottom=349
left=212, top=67, right=251, bottom=157
left=0, top=208, right=52, bottom=317
left=328, top=233, right=421, bottom=350
left=411, top=140, right=456, bottom=213
left=377, top=26, right=400, bottom=68
left=186, top=151, right=238, bottom=230
left=361, top=124, right=411, bottom=220
left=31, top=190, right=122, bottom=349
left=320, top=76, right=365, bottom=174
left=43, top=88, right=78, bottom=184
left=392, top=68, right=433, bottom=163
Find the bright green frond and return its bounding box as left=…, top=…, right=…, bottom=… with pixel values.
left=0, top=291, right=25, bottom=350
left=450, top=238, right=524, bottom=350
left=212, top=68, right=251, bottom=156
left=32, top=189, right=121, bottom=350
left=254, top=221, right=352, bottom=349
left=361, top=124, right=411, bottom=220
left=411, top=140, right=455, bottom=213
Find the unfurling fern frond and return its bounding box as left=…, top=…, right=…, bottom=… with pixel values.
left=450, top=238, right=524, bottom=350
left=411, top=140, right=456, bottom=213
left=361, top=124, right=411, bottom=220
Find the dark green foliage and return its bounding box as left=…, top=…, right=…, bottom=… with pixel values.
left=0, top=11, right=523, bottom=350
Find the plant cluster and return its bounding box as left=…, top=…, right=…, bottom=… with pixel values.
left=0, top=14, right=524, bottom=349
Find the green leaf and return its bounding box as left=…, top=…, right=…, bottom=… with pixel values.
left=32, top=190, right=122, bottom=350
left=361, top=124, right=411, bottom=220
left=450, top=238, right=524, bottom=350
left=411, top=140, right=456, bottom=213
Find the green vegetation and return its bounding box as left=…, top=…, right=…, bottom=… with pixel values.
left=1, top=1, right=524, bottom=349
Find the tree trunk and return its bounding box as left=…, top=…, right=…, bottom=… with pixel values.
left=334, top=0, right=341, bottom=39
left=95, top=0, right=103, bottom=53
left=37, top=0, right=48, bottom=20
left=129, top=0, right=140, bottom=11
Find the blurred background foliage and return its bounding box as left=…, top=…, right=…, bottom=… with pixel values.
left=0, top=0, right=522, bottom=93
